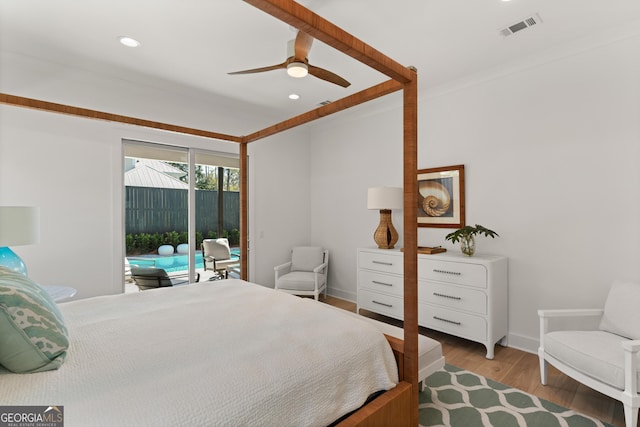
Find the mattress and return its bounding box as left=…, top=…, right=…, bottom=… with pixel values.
left=325, top=305, right=445, bottom=385
left=1, top=279, right=398, bottom=426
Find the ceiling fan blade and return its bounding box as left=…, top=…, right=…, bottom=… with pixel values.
left=228, top=61, right=287, bottom=75
left=294, top=31, right=313, bottom=60
left=308, top=64, right=351, bottom=88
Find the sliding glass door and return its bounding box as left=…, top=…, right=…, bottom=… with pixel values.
left=123, top=140, right=239, bottom=289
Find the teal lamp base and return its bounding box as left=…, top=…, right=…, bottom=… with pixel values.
left=0, top=247, right=28, bottom=275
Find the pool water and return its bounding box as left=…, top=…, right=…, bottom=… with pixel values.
left=128, top=253, right=204, bottom=272
left=128, top=250, right=240, bottom=273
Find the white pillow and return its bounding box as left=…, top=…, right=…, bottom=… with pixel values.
left=598, top=280, right=640, bottom=340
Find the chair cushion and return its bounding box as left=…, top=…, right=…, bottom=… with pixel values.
left=290, top=247, right=324, bottom=272
left=544, top=330, right=640, bottom=390
left=202, top=239, right=231, bottom=261
left=130, top=267, right=171, bottom=288
left=130, top=267, right=168, bottom=277
left=277, top=272, right=322, bottom=291
left=0, top=267, right=69, bottom=373
left=599, top=280, right=640, bottom=339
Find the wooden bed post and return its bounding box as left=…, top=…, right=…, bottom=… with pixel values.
left=239, top=141, right=249, bottom=280
left=403, top=67, right=419, bottom=426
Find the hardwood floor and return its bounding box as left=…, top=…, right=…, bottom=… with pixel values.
left=321, top=295, right=627, bottom=427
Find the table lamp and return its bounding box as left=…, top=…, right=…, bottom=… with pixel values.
left=367, top=187, right=402, bottom=249
left=0, top=206, right=40, bottom=275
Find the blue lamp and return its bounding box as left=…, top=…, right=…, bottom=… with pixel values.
left=0, top=206, right=40, bottom=276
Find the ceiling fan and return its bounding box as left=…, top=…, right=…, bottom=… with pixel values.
left=228, top=30, right=351, bottom=88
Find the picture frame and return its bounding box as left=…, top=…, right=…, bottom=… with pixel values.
left=417, top=164, right=465, bottom=228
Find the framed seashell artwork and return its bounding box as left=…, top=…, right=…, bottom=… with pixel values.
left=417, top=164, right=465, bottom=228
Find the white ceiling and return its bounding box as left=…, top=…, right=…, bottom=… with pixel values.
left=2, top=0, right=640, bottom=123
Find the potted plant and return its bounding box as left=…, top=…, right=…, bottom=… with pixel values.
left=445, top=224, right=499, bottom=256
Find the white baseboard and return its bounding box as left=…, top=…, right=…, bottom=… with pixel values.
left=327, top=288, right=356, bottom=303
left=506, top=332, right=539, bottom=355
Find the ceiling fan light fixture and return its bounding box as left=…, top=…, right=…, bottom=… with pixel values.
left=287, top=62, right=308, bottom=78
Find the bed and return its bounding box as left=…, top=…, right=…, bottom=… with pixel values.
left=0, top=1, right=422, bottom=424
left=2, top=278, right=401, bottom=426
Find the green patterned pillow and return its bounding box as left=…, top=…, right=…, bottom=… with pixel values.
left=0, top=266, right=69, bottom=373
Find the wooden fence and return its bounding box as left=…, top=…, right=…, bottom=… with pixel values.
left=125, top=186, right=239, bottom=234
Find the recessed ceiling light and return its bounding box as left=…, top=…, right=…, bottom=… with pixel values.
left=289, top=93, right=300, bottom=100
left=118, top=36, right=141, bottom=48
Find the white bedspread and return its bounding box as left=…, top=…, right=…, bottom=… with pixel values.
left=1, top=280, right=398, bottom=426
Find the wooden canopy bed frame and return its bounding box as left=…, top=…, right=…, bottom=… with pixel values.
left=0, top=0, right=420, bottom=425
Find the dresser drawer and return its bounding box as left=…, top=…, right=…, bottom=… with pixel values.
left=419, top=304, right=486, bottom=341
left=359, top=270, right=404, bottom=297
left=419, top=258, right=487, bottom=288
left=358, top=289, right=404, bottom=319
left=419, top=281, right=487, bottom=315
left=359, top=251, right=403, bottom=275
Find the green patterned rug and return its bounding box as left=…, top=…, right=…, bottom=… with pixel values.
left=420, top=364, right=614, bottom=427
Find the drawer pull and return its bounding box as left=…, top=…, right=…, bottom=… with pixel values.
left=372, top=260, right=393, bottom=266
left=372, top=280, right=393, bottom=287
left=433, top=269, right=461, bottom=276
left=433, top=292, right=461, bottom=300
left=433, top=316, right=461, bottom=326
left=372, top=300, right=393, bottom=308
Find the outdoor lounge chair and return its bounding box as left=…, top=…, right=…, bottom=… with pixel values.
left=130, top=267, right=200, bottom=291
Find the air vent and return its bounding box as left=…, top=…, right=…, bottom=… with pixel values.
left=500, top=14, right=542, bottom=37
left=317, top=100, right=332, bottom=106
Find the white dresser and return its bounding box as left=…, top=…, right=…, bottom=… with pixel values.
left=357, top=247, right=508, bottom=359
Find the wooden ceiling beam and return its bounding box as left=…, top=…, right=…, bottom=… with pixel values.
left=0, top=93, right=243, bottom=143
left=243, top=79, right=402, bottom=143
left=243, top=0, right=413, bottom=84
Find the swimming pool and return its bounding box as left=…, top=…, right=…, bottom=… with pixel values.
left=127, top=253, right=204, bottom=272
left=127, top=250, right=240, bottom=273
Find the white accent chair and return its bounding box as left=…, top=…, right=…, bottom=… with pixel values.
left=538, top=280, right=640, bottom=427
left=274, top=247, right=328, bottom=301
left=202, top=238, right=238, bottom=280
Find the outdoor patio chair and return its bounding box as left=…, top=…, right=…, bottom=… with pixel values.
left=202, top=238, right=239, bottom=280
left=130, top=267, right=200, bottom=291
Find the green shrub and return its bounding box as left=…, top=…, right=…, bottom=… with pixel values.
left=125, top=229, right=240, bottom=255
left=165, top=231, right=180, bottom=247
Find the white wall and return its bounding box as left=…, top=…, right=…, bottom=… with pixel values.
left=248, top=127, right=312, bottom=287
left=308, top=30, right=640, bottom=352
left=308, top=97, right=405, bottom=301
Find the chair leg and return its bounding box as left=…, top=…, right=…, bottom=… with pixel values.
left=539, top=352, right=548, bottom=385
left=623, top=404, right=639, bottom=427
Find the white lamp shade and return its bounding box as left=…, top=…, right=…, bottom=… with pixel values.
left=0, top=206, right=40, bottom=246
left=367, top=187, right=403, bottom=210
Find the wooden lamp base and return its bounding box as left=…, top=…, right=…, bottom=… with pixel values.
left=374, top=209, right=398, bottom=249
